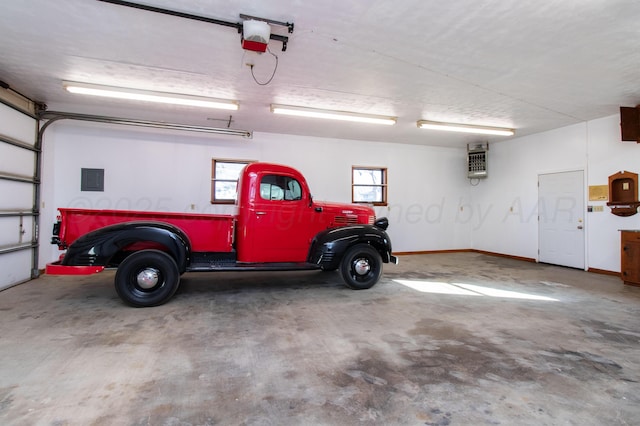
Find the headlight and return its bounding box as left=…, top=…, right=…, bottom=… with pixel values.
left=374, top=217, right=389, bottom=230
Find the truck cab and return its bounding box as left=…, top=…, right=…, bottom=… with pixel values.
left=236, top=163, right=374, bottom=263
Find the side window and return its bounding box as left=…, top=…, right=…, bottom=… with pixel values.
left=352, top=166, right=388, bottom=206
left=260, top=175, right=303, bottom=201
left=211, top=159, right=252, bottom=204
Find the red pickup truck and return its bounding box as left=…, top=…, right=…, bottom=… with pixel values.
left=46, top=162, right=397, bottom=307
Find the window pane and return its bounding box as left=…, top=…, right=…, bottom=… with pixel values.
left=212, top=160, right=251, bottom=203
left=260, top=175, right=302, bottom=201
left=353, top=185, right=383, bottom=203
left=215, top=181, right=238, bottom=200
left=352, top=167, right=387, bottom=205
left=284, top=179, right=302, bottom=200
left=353, top=169, right=383, bottom=185
left=260, top=175, right=281, bottom=200
left=216, top=162, right=246, bottom=180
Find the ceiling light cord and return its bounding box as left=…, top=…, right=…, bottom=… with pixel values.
left=250, top=48, right=278, bottom=86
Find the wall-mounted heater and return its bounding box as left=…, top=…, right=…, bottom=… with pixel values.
left=467, top=142, right=488, bottom=179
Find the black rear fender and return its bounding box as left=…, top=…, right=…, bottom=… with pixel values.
left=61, top=222, right=191, bottom=273
left=308, top=225, right=394, bottom=270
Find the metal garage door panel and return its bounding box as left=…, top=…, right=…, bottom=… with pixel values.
left=0, top=101, right=37, bottom=290
left=0, top=103, right=36, bottom=145
left=0, top=143, right=35, bottom=176
left=0, top=251, right=32, bottom=290
left=0, top=216, right=33, bottom=246
left=0, top=180, right=33, bottom=210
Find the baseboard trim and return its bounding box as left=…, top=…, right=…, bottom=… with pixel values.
left=394, top=249, right=474, bottom=256
left=587, top=267, right=620, bottom=277
left=395, top=249, right=535, bottom=263
left=471, top=250, right=537, bottom=263
left=395, top=250, right=622, bottom=276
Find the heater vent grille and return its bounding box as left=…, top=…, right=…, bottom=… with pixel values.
left=467, top=143, right=488, bottom=179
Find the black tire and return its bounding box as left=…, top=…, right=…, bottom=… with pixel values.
left=339, top=244, right=383, bottom=290
left=115, top=250, right=180, bottom=307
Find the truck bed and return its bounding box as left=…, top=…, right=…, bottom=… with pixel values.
left=57, top=208, right=234, bottom=252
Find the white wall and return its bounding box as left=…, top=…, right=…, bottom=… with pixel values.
left=471, top=114, right=640, bottom=272
left=40, top=114, right=640, bottom=273
left=470, top=122, right=588, bottom=260
left=39, top=121, right=471, bottom=267
left=586, top=115, right=640, bottom=271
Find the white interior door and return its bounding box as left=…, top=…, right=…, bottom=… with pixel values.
left=538, top=170, right=585, bottom=269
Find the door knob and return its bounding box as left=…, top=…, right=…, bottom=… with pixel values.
left=577, top=225, right=583, bottom=229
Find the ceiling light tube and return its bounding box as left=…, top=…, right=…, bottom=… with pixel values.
left=417, top=120, right=514, bottom=136
left=271, top=104, right=396, bottom=125
left=63, top=82, right=239, bottom=110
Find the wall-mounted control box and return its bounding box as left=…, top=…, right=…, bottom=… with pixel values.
left=467, top=142, right=488, bottom=179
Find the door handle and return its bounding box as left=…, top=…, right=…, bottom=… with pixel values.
left=577, top=225, right=583, bottom=229
left=256, top=211, right=267, bottom=216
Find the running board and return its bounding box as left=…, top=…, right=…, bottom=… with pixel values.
left=186, top=261, right=321, bottom=273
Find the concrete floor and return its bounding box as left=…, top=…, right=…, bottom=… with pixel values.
left=1, top=253, right=640, bottom=425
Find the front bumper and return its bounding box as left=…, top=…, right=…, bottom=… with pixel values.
left=46, top=261, right=105, bottom=275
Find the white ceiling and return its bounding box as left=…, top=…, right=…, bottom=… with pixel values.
left=1, top=0, right=639, bottom=147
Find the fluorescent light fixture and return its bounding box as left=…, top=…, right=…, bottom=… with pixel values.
left=271, top=104, right=396, bottom=125
left=40, top=110, right=252, bottom=138
left=63, top=82, right=239, bottom=110
left=417, top=120, right=514, bottom=136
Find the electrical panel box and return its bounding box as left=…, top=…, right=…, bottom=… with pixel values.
left=81, top=168, right=105, bottom=191
left=467, top=142, right=488, bottom=179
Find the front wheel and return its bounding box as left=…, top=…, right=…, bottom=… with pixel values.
left=115, top=250, right=180, bottom=307
left=340, top=244, right=383, bottom=290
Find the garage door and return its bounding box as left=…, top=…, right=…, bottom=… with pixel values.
left=0, top=101, right=39, bottom=290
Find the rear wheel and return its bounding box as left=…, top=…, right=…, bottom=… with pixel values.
left=340, top=244, right=382, bottom=290
left=115, top=250, right=180, bottom=307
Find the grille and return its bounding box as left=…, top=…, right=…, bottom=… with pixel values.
left=334, top=215, right=358, bottom=225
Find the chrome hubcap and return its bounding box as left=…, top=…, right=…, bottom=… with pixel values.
left=136, top=268, right=159, bottom=289
left=354, top=258, right=371, bottom=275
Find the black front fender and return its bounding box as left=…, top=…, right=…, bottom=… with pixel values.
left=61, top=222, right=191, bottom=272
left=308, top=224, right=395, bottom=270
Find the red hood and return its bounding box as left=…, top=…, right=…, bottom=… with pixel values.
left=314, top=201, right=375, bottom=226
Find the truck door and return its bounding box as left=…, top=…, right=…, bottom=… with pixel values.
left=243, top=173, right=317, bottom=263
